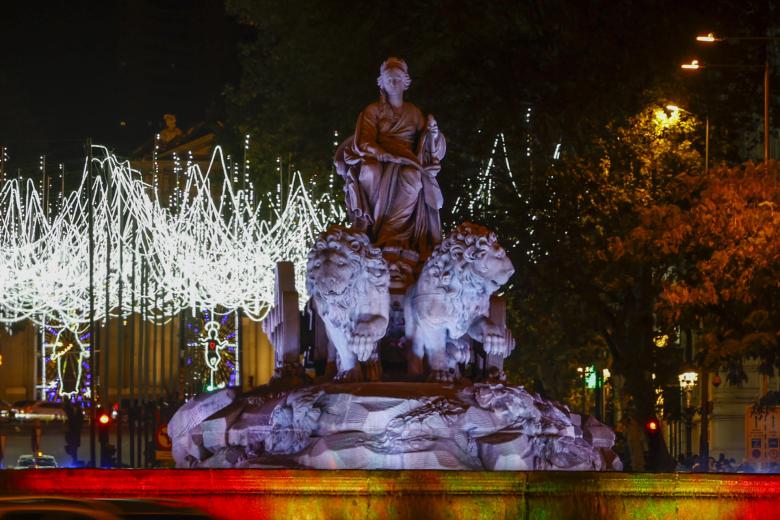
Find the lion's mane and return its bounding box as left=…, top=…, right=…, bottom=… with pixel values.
left=306, top=226, right=389, bottom=332
left=418, top=223, right=502, bottom=336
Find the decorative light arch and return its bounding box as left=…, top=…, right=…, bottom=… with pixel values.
left=0, top=145, right=344, bottom=329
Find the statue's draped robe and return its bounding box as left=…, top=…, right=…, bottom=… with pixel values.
left=339, top=101, right=446, bottom=259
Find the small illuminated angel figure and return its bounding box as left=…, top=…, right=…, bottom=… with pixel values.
left=49, top=327, right=89, bottom=399
left=201, top=321, right=231, bottom=391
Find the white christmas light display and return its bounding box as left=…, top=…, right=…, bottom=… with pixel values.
left=0, top=145, right=344, bottom=330
left=452, top=133, right=519, bottom=218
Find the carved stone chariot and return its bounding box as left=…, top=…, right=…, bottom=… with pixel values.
left=169, top=58, right=621, bottom=471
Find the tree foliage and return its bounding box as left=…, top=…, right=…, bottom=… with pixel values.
left=618, top=162, right=780, bottom=382
left=502, top=101, right=702, bottom=469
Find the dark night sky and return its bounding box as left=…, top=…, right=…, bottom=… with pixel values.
left=0, top=0, right=775, bottom=173
left=0, top=0, right=243, bottom=170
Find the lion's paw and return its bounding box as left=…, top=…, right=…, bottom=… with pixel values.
left=333, top=365, right=364, bottom=383
left=483, top=326, right=515, bottom=358
left=446, top=337, right=471, bottom=364
left=427, top=368, right=457, bottom=383
left=348, top=320, right=383, bottom=362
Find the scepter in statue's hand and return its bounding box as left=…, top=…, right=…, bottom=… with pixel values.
left=427, top=115, right=439, bottom=140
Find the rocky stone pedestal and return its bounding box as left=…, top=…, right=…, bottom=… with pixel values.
left=169, top=381, right=621, bottom=471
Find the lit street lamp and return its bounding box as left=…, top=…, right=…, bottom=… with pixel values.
left=678, top=371, right=698, bottom=391
left=665, top=104, right=710, bottom=174
left=684, top=33, right=780, bottom=167
left=696, top=33, right=718, bottom=43
left=678, top=370, right=698, bottom=461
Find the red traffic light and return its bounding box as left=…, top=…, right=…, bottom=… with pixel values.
left=98, top=413, right=110, bottom=425
left=645, top=418, right=659, bottom=433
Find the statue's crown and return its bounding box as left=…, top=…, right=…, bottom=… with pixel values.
left=380, top=57, right=408, bottom=75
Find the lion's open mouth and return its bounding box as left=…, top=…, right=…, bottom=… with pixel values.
left=324, top=285, right=348, bottom=297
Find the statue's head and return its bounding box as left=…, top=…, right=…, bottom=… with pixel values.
left=163, top=113, right=177, bottom=129
left=425, top=223, right=515, bottom=295
left=377, top=57, right=411, bottom=96
left=307, top=226, right=389, bottom=308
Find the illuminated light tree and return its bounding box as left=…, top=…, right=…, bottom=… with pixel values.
left=451, top=133, right=520, bottom=223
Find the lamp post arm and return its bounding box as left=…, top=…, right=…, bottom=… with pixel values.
left=719, top=36, right=780, bottom=42
left=694, top=63, right=765, bottom=69
left=693, top=33, right=776, bottom=165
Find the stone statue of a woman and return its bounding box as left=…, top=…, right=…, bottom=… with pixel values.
left=335, top=57, right=447, bottom=260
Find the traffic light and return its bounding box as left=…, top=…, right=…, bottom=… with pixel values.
left=96, top=408, right=114, bottom=467
left=97, top=409, right=111, bottom=443
left=645, top=418, right=660, bottom=435
left=644, top=417, right=663, bottom=471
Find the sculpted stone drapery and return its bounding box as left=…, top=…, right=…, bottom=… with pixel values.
left=335, top=57, right=446, bottom=260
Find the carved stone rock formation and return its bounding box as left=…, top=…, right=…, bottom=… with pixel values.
left=170, top=382, right=622, bottom=471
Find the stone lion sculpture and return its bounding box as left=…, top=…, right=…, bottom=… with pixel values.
left=405, top=223, right=515, bottom=381
left=307, top=225, right=390, bottom=381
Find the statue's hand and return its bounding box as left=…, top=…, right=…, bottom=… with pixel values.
left=376, top=152, right=397, bottom=163
left=379, top=151, right=419, bottom=168
left=424, top=163, right=441, bottom=177
left=427, top=115, right=439, bottom=139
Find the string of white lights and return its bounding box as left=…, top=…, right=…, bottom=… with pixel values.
left=452, top=133, right=518, bottom=218
left=0, top=145, right=344, bottom=328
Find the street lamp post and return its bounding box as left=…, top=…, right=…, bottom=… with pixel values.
left=678, top=371, right=698, bottom=462
left=688, top=33, right=779, bottom=167
left=699, top=371, right=710, bottom=472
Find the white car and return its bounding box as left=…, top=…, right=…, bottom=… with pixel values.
left=13, top=400, right=67, bottom=422
left=15, top=454, right=58, bottom=469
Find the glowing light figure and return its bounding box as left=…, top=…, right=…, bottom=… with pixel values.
left=183, top=308, right=239, bottom=396
left=200, top=320, right=231, bottom=391
left=45, top=325, right=89, bottom=399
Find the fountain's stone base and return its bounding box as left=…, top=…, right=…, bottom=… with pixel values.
left=2, top=470, right=780, bottom=520
left=168, top=381, right=621, bottom=471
